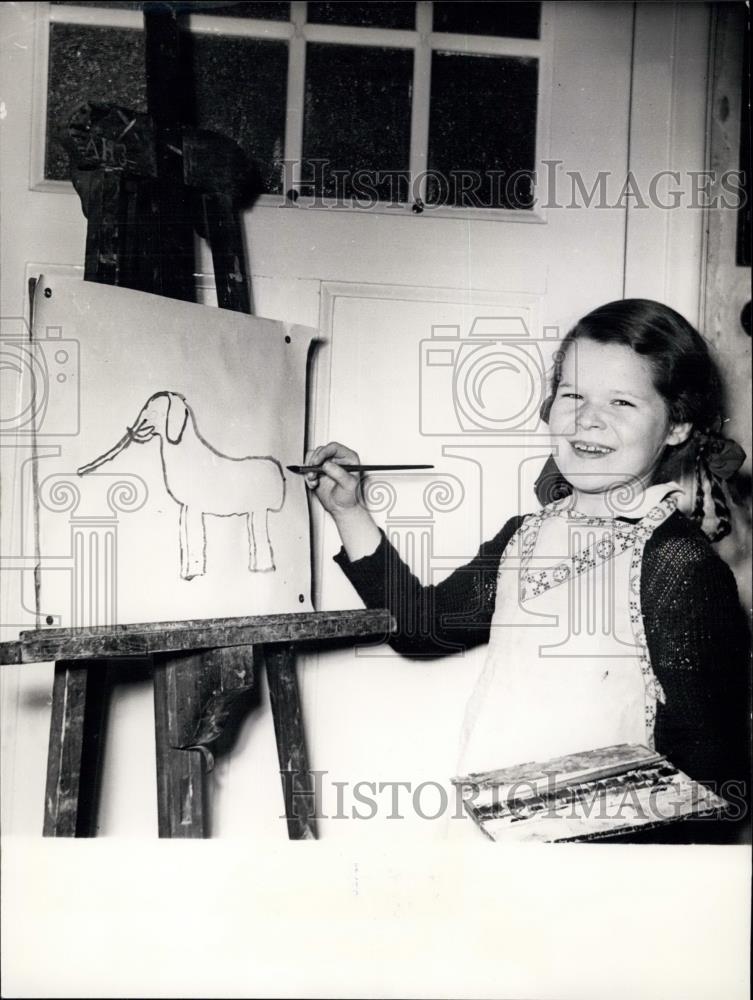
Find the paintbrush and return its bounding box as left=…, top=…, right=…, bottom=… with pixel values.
left=287, top=463, right=434, bottom=474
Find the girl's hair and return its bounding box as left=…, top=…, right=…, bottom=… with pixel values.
left=539, top=298, right=733, bottom=542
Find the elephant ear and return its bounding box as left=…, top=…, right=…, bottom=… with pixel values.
left=166, top=393, right=189, bottom=445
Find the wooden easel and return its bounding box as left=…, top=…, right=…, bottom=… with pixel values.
left=0, top=611, right=393, bottom=838
left=2, top=5, right=394, bottom=838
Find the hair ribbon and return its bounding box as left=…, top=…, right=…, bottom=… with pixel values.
left=700, top=433, right=746, bottom=481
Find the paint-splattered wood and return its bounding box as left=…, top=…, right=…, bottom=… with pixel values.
left=184, top=129, right=262, bottom=313
left=176, top=644, right=258, bottom=757
left=265, top=643, right=317, bottom=840
left=43, top=661, right=110, bottom=837
left=7, top=610, right=395, bottom=664
left=153, top=650, right=214, bottom=838
left=0, top=642, right=21, bottom=666
left=143, top=5, right=196, bottom=304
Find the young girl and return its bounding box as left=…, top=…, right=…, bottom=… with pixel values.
left=306, top=299, right=750, bottom=842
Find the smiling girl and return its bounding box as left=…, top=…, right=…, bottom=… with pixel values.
left=306, top=299, right=750, bottom=841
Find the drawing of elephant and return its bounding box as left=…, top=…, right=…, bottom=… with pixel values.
left=78, top=391, right=286, bottom=580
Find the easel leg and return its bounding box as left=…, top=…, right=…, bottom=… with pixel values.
left=152, top=646, right=256, bottom=838
left=43, top=660, right=109, bottom=837
left=153, top=651, right=210, bottom=838
left=265, top=643, right=317, bottom=840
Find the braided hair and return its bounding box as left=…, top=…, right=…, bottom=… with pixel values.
left=689, top=431, right=734, bottom=541
left=539, top=299, right=734, bottom=542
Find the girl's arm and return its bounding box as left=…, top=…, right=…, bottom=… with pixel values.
left=305, top=441, right=522, bottom=656
left=643, top=523, right=750, bottom=825
left=334, top=519, right=522, bottom=657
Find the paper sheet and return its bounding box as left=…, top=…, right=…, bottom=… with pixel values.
left=27, top=275, right=315, bottom=627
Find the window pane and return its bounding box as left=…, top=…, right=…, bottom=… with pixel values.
left=433, top=2, right=540, bottom=39
left=427, top=52, right=538, bottom=209
left=50, top=1, right=291, bottom=16
left=187, top=33, right=288, bottom=193
left=46, top=25, right=288, bottom=192
left=307, top=2, right=415, bottom=29
left=302, top=43, right=412, bottom=201
left=45, top=23, right=147, bottom=181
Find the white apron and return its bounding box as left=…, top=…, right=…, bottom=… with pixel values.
left=447, top=483, right=681, bottom=839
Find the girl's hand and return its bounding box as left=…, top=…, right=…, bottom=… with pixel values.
left=304, top=441, right=361, bottom=518
left=304, top=441, right=382, bottom=560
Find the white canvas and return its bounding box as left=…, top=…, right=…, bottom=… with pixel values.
left=28, top=274, right=315, bottom=627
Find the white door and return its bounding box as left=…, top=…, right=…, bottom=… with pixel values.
left=0, top=2, right=710, bottom=837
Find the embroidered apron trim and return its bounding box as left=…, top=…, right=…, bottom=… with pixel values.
left=498, top=493, right=679, bottom=749
left=518, top=524, right=637, bottom=600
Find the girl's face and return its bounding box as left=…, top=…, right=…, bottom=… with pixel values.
left=547, top=338, right=690, bottom=500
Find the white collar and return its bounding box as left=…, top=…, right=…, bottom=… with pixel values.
left=548, top=481, right=684, bottom=521
left=631, top=480, right=684, bottom=518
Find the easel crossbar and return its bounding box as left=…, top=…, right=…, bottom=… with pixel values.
left=1, top=610, right=395, bottom=665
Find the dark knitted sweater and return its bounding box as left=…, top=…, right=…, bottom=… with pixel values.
left=335, top=510, right=751, bottom=843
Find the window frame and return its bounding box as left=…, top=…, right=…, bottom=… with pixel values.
left=31, top=0, right=553, bottom=223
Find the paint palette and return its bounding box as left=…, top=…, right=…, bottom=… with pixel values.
left=452, top=743, right=730, bottom=842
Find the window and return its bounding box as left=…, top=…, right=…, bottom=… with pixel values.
left=41, top=1, right=546, bottom=213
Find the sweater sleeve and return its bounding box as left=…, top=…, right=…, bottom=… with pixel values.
left=643, top=524, right=751, bottom=806
left=333, top=517, right=524, bottom=657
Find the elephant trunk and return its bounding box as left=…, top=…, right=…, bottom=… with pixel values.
left=77, top=429, right=135, bottom=476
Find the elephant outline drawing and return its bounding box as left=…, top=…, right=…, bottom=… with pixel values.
left=78, top=390, right=286, bottom=580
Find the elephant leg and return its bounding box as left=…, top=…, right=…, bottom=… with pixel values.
left=244, top=512, right=257, bottom=572
left=179, top=505, right=189, bottom=579
left=183, top=507, right=207, bottom=579
left=248, top=510, right=274, bottom=572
